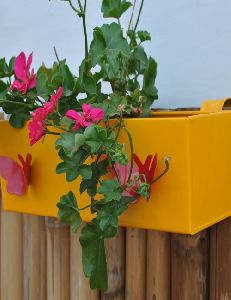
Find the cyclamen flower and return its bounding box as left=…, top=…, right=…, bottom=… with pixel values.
left=11, top=52, right=36, bottom=94
left=111, top=163, right=140, bottom=198
left=66, top=103, right=104, bottom=131
left=28, top=87, right=63, bottom=146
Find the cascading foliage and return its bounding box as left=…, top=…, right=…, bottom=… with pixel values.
left=0, top=0, right=170, bottom=291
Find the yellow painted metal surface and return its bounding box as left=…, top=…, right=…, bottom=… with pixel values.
left=1, top=99, right=231, bottom=234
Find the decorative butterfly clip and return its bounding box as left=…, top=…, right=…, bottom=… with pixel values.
left=0, top=153, right=32, bottom=196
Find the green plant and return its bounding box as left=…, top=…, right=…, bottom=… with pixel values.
left=0, top=0, right=169, bottom=290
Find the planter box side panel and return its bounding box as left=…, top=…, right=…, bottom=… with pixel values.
left=190, top=111, right=231, bottom=233
left=119, top=118, right=191, bottom=233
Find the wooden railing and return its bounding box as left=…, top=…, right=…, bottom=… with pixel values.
left=1, top=206, right=231, bottom=299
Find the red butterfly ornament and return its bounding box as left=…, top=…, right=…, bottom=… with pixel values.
left=0, top=153, right=32, bottom=196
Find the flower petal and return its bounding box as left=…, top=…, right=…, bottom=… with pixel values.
left=91, top=107, right=105, bottom=121
left=14, top=52, right=26, bottom=80
left=82, top=103, right=92, bottom=113
left=26, top=52, right=33, bottom=72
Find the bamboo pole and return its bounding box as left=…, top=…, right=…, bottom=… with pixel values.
left=70, top=224, right=99, bottom=300
left=1, top=210, right=24, bottom=300
left=101, top=227, right=125, bottom=300
left=46, top=218, right=70, bottom=300
left=210, top=218, right=231, bottom=299
left=125, top=228, right=147, bottom=300
left=171, top=231, right=209, bottom=299
left=23, top=215, right=46, bottom=300
left=146, top=230, right=170, bottom=300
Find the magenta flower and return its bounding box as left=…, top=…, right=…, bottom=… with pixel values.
left=11, top=52, right=36, bottom=94
left=44, top=87, right=63, bottom=114
left=66, top=103, right=104, bottom=130
left=111, top=163, right=140, bottom=198
left=28, top=108, right=47, bottom=146
left=28, top=87, right=63, bottom=146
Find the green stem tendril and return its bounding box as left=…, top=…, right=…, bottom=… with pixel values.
left=134, top=0, right=144, bottom=32
left=68, top=0, right=81, bottom=14
left=77, top=0, right=88, bottom=58
left=114, top=113, right=123, bottom=142
left=124, top=126, right=134, bottom=184
left=127, top=0, right=137, bottom=33
left=45, top=130, right=61, bottom=136
left=53, top=46, right=60, bottom=64
left=150, top=157, right=171, bottom=185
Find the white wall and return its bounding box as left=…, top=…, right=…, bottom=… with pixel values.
left=1, top=0, right=231, bottom=108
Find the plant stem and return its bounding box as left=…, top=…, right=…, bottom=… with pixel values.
left=134, top=0, right=144, bottom=32
left=79, top=204, right=92, bottom=211
left=53, top=46, right=60, bottom=64
left=78, top=0, right=88, bottom=59
left=127, top=0, right=137, bottom=33
left=150, top=157, right=171, bottom=185
left=68, top=0, right=81, bottom=14
left=45, top=130, right=61, bottom=136
left=114, top=114, right=123, bottom=142
left=124, top=126, right=134, bottom=183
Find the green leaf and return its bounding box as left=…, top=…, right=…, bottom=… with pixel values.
left=84, top=125, right=113, bottom=153
left=129, top=45, right=148, bottom=74
left=56, top=131, right=85, bottom=157
left=80, top=159, right=109, bottom=197
left=9, top=111, right=30, bottom=128
left=98, top=179, right=122, bottom=202
left=57, top=191, right=82, bottom=232
left=80, top=223, right=108, bottom=291
left=56, top=149, right=89, bottom=182
left=137, top=30, right=151, bottom=42
left=89, top=23, right=130, bottom=67
left=97, top=202, right=128, bottom=232
left=106, top=142, right=128, bottom=165
left=80, top=178, right=98, bottom=196
left=142, top=57, right=158, bottom=105
left=102, top=0, right=132, bottom=19
left=0, top=80, right=8, bottom=95
left=36, top=73, right=49, bottom=100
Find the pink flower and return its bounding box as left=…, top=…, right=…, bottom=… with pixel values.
left=28, top=87, right=63, bottom=146
left=66, top=103, right=104, bottom=130
left=44, top=87, right=63, bottom=114
left=28, top=108, right=47, bottom=146
left=111, top=163, right=140, bottom=198
left=11, top=52, right=36, bottom=94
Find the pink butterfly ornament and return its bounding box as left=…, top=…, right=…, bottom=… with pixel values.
left=0, top=153, right=32, bottom=196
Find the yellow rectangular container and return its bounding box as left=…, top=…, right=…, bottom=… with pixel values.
left=0, top=99, right=231, bottom=234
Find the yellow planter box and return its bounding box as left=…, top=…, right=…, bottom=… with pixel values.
left=0, top=99, right=231, bottom=234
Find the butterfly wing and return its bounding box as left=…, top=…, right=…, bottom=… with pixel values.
left=0, top=156, right=27, bottom=196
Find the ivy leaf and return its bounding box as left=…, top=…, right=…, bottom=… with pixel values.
left=36, top=72, right=49, bottom=100
left=98, top=179, right=122, bottom=202
left=9, top=109, right=30, bottom=128
left=84, top=125, right=113, bottom=153
left=56, top=131, right=86, bottom=157
left=102, top=0, right=132, bottom=19
left=80, top=223, right=108, bottom=291
left=0, top=57, right=15, bottom=78
left=129, top=45, right=148, bottom=74
left=57, top=191, right=82, bottom=233
left=80, top=178, right=98, bottom=197
left=80, top=159, right=109, bottom=197
left=56, top=149, right=89, bottom=182
left=97, top=202, right=128, bottom=231
left=89, top=23, right=130, bottom=67
left=137, top=30, right=151, bottom=42
left=142, top=57, right=158, bottom=105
